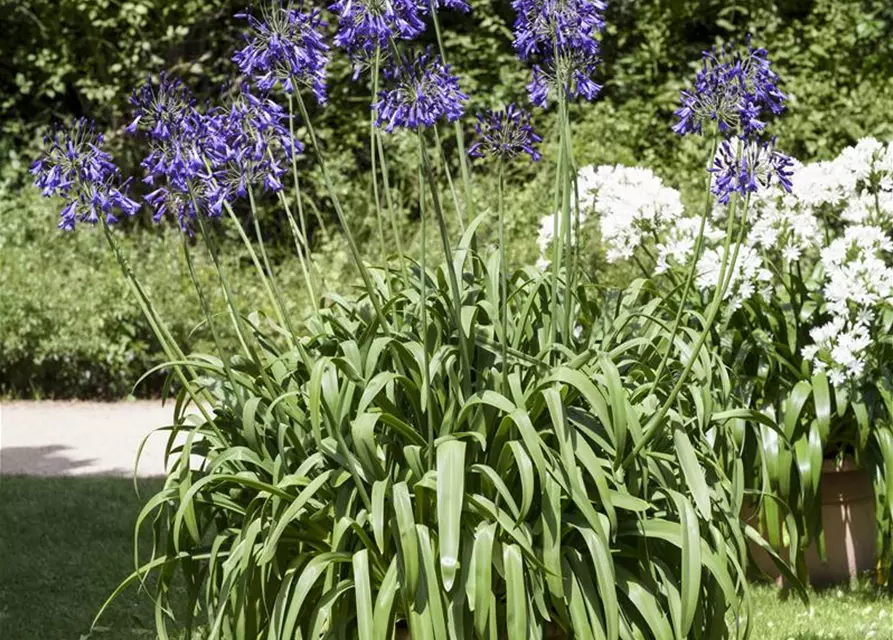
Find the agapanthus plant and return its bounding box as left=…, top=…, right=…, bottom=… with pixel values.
left=31, top=5, right=813, bottom=635
left=233, top=2, right=330, bottom=103
left=31, top=119, right=139, bottom=231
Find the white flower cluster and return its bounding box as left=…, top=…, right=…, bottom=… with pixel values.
left=538, top=139, right=893, bottom=388
left=803, top=225, right=893, bottom=384
left=747, top=187, right=821, bottom=264
left=577, top=164, right=684, bottom=263
left=695, top=245, right=773, bottom=313
left=654, top=215, right=724, bottom=273
left=793, top=137, right=893, bottom=223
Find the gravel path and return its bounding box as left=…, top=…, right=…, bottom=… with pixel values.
left=0, top=401, right=193, bottom=477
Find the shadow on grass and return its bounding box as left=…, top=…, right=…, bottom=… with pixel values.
left=0, top=445, right=103, bottom=476
left=0, top=475, right=164, bottom=639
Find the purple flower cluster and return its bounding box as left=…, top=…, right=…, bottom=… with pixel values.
left=233, top=3, right=330, bottom=104
left=374, top=51, right=467, bottom=131
left=673, top=38, right=786, bottom=139
left=127, top=75, right=217, bottom=231
left=209, top=88, right=303, bottom=205
left=710, top=137, right=794, bottom=203
left=128, top=75, right=206, bottom=189
left=329, top=0, right=425, bottom=75
left=30, top=119, right=139, bottom=231
left=469, top=105, right=542, bottom=162
left=511, top=0, right=607, bottom=107
left=128, top=76, right=302, bottom=232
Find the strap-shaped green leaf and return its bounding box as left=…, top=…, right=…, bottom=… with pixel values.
left=436, top=439, right=466, bottom=591
left=673, top=428, right=712, bottom=522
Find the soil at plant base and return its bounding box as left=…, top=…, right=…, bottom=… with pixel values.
left=0, top=400, right=199, bottom=477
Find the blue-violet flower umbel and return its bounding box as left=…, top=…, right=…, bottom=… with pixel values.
left=710, top=137, right=794, bottom=203
left=674, top=37, right=786, bottom=139
left=511, top=0, right=607, bottom=107
left=468, top=105, right=542, bottom=162
left=329, top=0, right=425, bottom=76
left=31, top=119, right=139, bottom=231
left=374, top=51, right=467, bottom=131
left=233, top=2, right=330, bottom=104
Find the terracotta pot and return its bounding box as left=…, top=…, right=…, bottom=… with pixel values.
left=744, top=458, right=876, bottom=586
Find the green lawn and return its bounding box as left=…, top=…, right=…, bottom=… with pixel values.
left=0, top=476, right=163, bottom=639
left=2, top=475, right=892, bottom=640
left=749, top=582, right=893, bottom=640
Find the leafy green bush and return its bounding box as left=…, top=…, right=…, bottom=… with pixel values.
left=107, top=231, right=797, bottom=638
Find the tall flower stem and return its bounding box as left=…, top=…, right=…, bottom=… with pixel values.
left=558, top=97, right=576, bottom=341
left=193, top=214, right=255, bottom=361
left=418, top=132, right=472, bottom=395
left=247, top=186, right=298, bottom=343
left=649, top=135, right=720, bottom=394
left=222, top=199, right=292, bottom=345
left=432, top=126, right=465, bottom=233
left=548, top=105, right=568, bottom=355
left=418, top=160, right=434, bottom=465
left=428, top=2, right=474, bottom=221
left=375, top=128, right=410, bottom=290
left=275, top=190, right=319, bottom=317
left=181, top=235, right=241, bottom=404
left=369, top=49, right=389, bottom=260
left=267, top=142, right=320, bottom=316
left=100, top=220, right=215, bottom=427
left=294, top=90, right=390, bottom=333
left=497, top=158, right=509, bottom=391
left=287, top=95, right=330, bottom=243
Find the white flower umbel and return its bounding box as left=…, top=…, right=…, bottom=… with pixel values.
left=793, top=137, right=893, bottom=224
left=577, top=164, right=684, bottom=264
left=748, top=187, right=821, bottom=264
left=821, top=225, right=893, bottom=315
left=803, top=317, right=873, bottom=386
left=696, top=244, right=772, bottom=312
left=790, top=160, right=854, bottom=208
left=835, top=137, right=885, bottom=184
left=802, top=224, right=893, bottom=385
left=654, top=215, right=724, bottom=273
